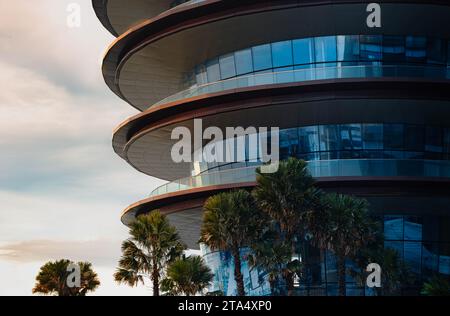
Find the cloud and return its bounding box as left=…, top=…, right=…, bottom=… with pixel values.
left=0, top=239, right=121, bottom=266
left=0, top=0, right=168, bottom=295
left=0, top=0, right=113, bottom=95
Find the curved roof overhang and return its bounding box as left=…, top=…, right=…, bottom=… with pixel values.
left=93, top=0, right=180, bottom=36
left=122, top=177, right=450, bottom=249
left=112, top=79, right=450, bottom=180
left=101, top=0, right=450, bottom=111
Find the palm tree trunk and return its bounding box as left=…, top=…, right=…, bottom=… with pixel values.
left=337, top=254, right=346, bottom=296
left=269, top=279, right=276, bottom=296
left=152, top=257, right=160, bottom=296
left=231, top=245, right=245, bottom=296
left=284, top=272, right=295, bottom=296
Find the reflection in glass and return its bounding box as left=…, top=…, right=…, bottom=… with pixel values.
left=252, top=44, right=272, bottom=71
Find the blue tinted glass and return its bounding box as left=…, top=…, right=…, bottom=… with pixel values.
left=315, top=36, right=337, bottom=63
left=340, top=124, right=362, bottom=150
left=195, top=65, right=207, bottom=85
left=384, top=124, right=404, bottom=150
left=405, top=125, right=424, bottom=152
left=252, top=44, right=272, bottom=71
left=337, top=35, right=360, bottom=62
left=406, top=36, right=427, bottom=62
left=422, top=243, right=439, bottom=276
left=404, top=242, right=422, bottom=273
left=427, top=38, right=446, bottom=64
left=319, top=125, right=341, bottom=151
left=439, top=250, right=450, bottom=275
left=384, top=241, right=404, bottom=257
left=206, top=58, right=220, bottom=82
left=360, top=35, right=383, bottom=61
left=280, top=128, right=300, bottom=158
left=293, top=38, right=315, bottom=65
left=219, top=53, right=236, bottom=79
left=272, top=41, right=293, bottom=68
left=448, top=40, right=450, bottom=66
left=362, top=124, right=383, bottom=150
left=404, top=216, right=422, bottom=241
left=425, top=126, right=443, bottom=153
left=298, top=126, right=319, bottom=153
left=444, top=128, right=450, bottom=154
left=383, top=35, right=405, bottom=62
left=384, top=216, right=404, bottom=240
left=235, top=49, right=253, bottom=75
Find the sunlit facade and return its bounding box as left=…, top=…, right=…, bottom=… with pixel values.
left=94, top=0, right=450, bottom=295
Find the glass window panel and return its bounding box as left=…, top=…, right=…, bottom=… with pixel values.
left=206, top=58, right=220, bottom=82
left=444, top=128, right=450, bottom=155
left=340, top=124, right=362, bottom=150
left=384, top=124, right=404, bottom=150
left=293, top=38, right=315, bottom=65
left=315, top=36, right=337, bottom=63
left=425, top=126, right=443, bottom=153
left=404, top=242, right=422, bottom=274
left=439, top=251, right=450, bottom=275
left=384, top=241, right=404, bottom=258
left=439, top=216, right=450, bottom=242
left=405, top=125, right=424, bottom=152
left=384, top=215, right=404, bottom=240
left=195, top=64, right=207, bottom=85
left=219, top=53, right=236, bottom=79
left=235, top=49, right=253, bottom=75
left=252, top=44, right=272, bottom=71
left=360, top=35, right=383, bottom=61
left=422, top=243, right=439, bottom=277
left=273, top=66, right=294, bottom=83
left=362, top=124, right=383, bottom=150
left=319, top=125, right=341, bottom=151
left=448, top=40, right=450, bottom=66
left=383, top=35, right=405, bottom=62
left=337, top=35, right=360, bottom=62
left=298, top=126, right=320, bottom=153
left=272, top=41, right=293, bottom=68
left=406, top=36, right=427, bottom=62
left=404, top=216, right=423, bottom=241
left=427, top=38, right=446, bottom=65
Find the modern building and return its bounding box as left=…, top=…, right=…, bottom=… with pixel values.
left=94, top=0, right=450, bottom=295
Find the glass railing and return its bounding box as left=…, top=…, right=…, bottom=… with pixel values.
left=153, top=65, right=450, bottom=106
left=149, top=159, right=450, bottom=197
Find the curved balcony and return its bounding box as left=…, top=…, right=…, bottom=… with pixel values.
left=154, top=65, right=450, bottom=107
left=149, top=159, right=450, bottom=197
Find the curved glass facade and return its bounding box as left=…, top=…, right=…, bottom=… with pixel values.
left=188, top=35, right=450, bottom=86
left=200, top=245, right=273, bottom=296
left=150, top=159, right=450, bottom=197
left=194, top=123, right=450, bottom=174
left=201, top=214, right=450, bottom=296
left=296, top=214, right=450, bottom=296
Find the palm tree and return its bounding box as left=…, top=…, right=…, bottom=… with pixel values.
left=114, top=211, right=185, bottom=296
left=248, top=226, right=299, bottom=296
left=253, top=158, right=320, bottom=295
left=161, top=255, right=213, bottom=296
left=421, top=275, right=450, bottom=296
left=32, top=259, right=100, bottom=296
left=304, top=193, right=378, bottom=296
left=200, top=189, right=261, bottom=296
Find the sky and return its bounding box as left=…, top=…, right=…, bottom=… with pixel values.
left=0, top=0, right=171, bottom=295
